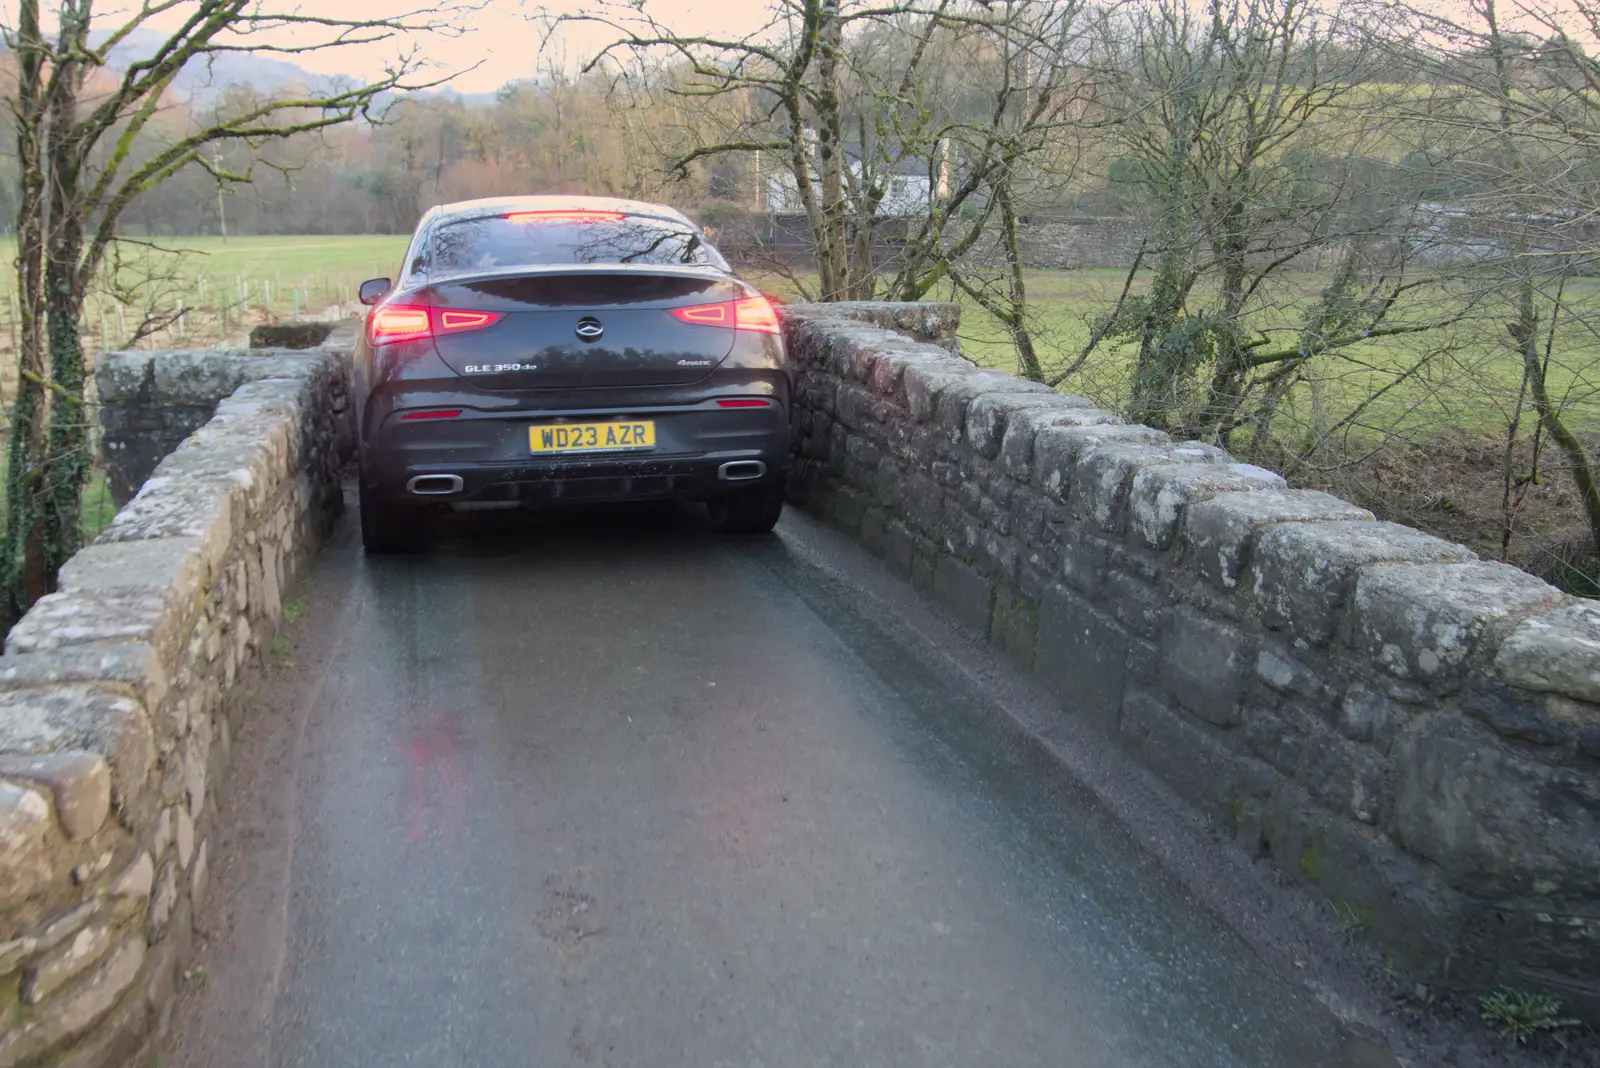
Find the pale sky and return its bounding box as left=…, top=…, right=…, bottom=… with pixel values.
left=275, top=0, right=773, bottom=95
left=10, top=0, right=780, bottom=96
left=10, top=0, right=1573, bottom=97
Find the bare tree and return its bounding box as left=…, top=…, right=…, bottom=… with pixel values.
left=550, top=0, right=1100, bottom=312
left=0, top=0, right=463, bottom=620
left=1387, top=0, right=1600, bottom=561
left=1082, top=0, right=1464, bottom=445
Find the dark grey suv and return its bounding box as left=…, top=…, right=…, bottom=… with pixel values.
left=352, top=195, right=790, bottom=553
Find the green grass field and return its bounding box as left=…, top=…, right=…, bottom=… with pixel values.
left=0, top=235, right=413, bottom=543
left=0, top=233, right=410, bottom=302
left=0, top=234, right=1592, bottom=585
left=0, top=233, right=1590, bottom=453
left=757, top=267, right=1600, bottom=443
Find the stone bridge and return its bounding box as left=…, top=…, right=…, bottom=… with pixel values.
left=0, top=305, right=1593, bottom=1067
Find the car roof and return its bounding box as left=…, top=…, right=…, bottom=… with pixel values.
left=425, top=195, right=695, bottom=228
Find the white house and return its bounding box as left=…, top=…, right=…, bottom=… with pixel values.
left=760, top=134, right=951, bottom=217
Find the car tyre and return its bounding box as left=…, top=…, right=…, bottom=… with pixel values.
left=360, top=479, right=426, bottom=554
left=708, top=477, right=785, bottom=534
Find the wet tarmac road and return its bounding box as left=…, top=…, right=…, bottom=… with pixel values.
left=166, top=501, right=1381, bottom=1068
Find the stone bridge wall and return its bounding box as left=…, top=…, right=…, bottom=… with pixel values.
left=782, top=301, right=1600, bottom=1020
left=98, top=325, right=353, bottom=507
left=0, top=348, right=349, bottom=1067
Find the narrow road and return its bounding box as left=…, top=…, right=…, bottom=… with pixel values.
left=165, top=498, right=1381, bottom=1068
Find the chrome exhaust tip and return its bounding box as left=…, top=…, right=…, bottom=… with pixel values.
left=407, top=474, right=465, bottom=496
left=717, top=460, right=766, bottom=482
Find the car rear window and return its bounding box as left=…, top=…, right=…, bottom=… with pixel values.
left=426, top=214, right=728, bottom=275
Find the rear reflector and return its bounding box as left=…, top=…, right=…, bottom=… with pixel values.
left=400, top=409, right=463, bottom=421
left=368, top=305, right=503, bottom=346
left=716, top=399, right=771, bottom=408
left=505, top=210, right=625, bottom=223
left=669, top=296, right=781, bottom=334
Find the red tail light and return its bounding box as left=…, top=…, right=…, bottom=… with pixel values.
left=505, top=210, right=625, bottom=223
left=368, top=305, right=503, bottom=346
left=438, top=310, right=499, bottom=332
left=368, top=305, right=431, bottom=345
left=734, top=296, right=781, bottom=333
left=400, top=409, right=463, bottom=421
left=716, top=399, right=771, bottom=408
left=669, top=296, right=781, bottom=334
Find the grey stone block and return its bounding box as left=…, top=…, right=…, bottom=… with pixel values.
left=978, top=531, right=1021, bottom=585
left=0, top=780, right=53, bottom=910
left=249, top=321, right=335, bottom=349
left=999, top=407, right=1119, bottom=483
left=993, top=595, right=1039, bottom=670
left=932, top=372, right=1051, bottom=445
left=1158, top=608, right=1248, bottom=727
left=1243, top=705, right=1387, bottom=824
left=832, top=486, right=870, bottom=529
left=1252, top=521, right=1475, bottom=646
left=1253, top=645, right=1323, bottom=702
left=1106, top=572, right=1164, bottom=638
left=1183, top=489, right=1374, bottom=590
left=1350, top=562, right=1562, bottom=691
left=0, top=643, right=169, bottom=721
left=0, top=751, right=110, bottom=841
left=21, top=923, right=116, bottom=1003
left=1127, top=464, right=1277, bottom=552
left=1460, top=680, right=1574, bottom=747
left=1034, top=423, right=1167, bottom=504
left=1074, top=444, right=1186, bottom=533
left=1060, top=532, right=1111, bottom=598
left=902, top=362, right=979, bottom=423
left=1392, top=714, right=1600, bottom=897
left=870, top=349, right=945, bottom=397
left=1037, top=586, right=1128, bottom=734
left=1257, top=788, right=1468, bottom=981
left=0, top=685, right=155, bottom=821
left=898, top=474, right=944, bottom=531
left=5, top=587, right=197, bottom=664
left=933, top=555, right=995, bottom=639
left=1120, top=688, right=1270, bottom=820
left=1337, top=685, right=1400, bottom=749
left=56, top=536, right=212, bottom=603
left=966, top=394, right=1093, bottom=461
left=1495, top=601, right=1600, bottom=704
left=785, top=300, right=962, bottom=345
left=108, top=852, right=154, bottom=903
left=0, top=934, right=144, bottom=1067
left=834, top=383, right=886, bottom=429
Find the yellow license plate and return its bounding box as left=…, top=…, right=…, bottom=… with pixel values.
left=529, top=420, right=656, bottom=454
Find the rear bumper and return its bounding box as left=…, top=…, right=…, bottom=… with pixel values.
left=362, top=400, right=789, bottom=505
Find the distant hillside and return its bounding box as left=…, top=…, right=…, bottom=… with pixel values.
left=96, top=26, right=337, bottom=101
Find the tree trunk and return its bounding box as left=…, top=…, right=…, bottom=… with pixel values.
left=813, top=0, right=850, bottom=300
left=1517, top=281, right=1600, bottom=552
left=40, top=10, right=91, bottom=584
left=996, top=184, right=1043, bottom=382
left=1194, top=206, right=1251, bottom=444
left=1484, top=0, right=1600, bottom=556
left=2, top=0, right=55, bottom=621
left=1128, top=84, right=1197, bottom=431
left=42, top=253, right=89, bottom=574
